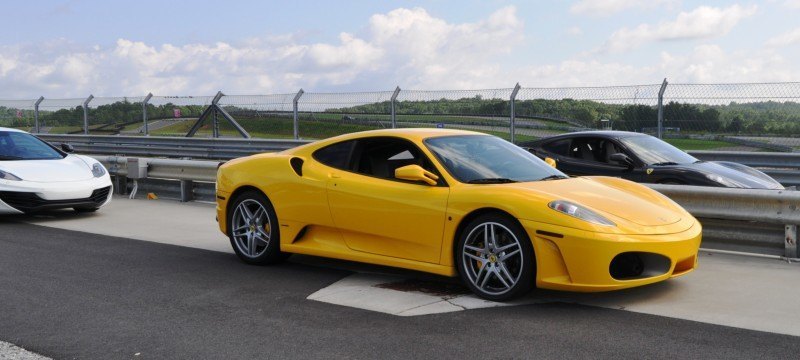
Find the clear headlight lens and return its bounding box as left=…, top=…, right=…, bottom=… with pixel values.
left=548, top=200, right=615, bottom=226
left=0, top=170, right=22, bottom=181
left=92, top=163, right=107, bottom=177
left=706, top=173, right=742, bottom=188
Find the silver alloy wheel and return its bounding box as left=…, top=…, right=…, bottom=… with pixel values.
left=231, top=199, right=271, bottom=258
left=462, top=222, right=524, bottom=296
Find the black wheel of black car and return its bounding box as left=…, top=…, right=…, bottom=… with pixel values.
left=228, top=190, right=289, bottom=265
left=456, top=213, right=535, bottom=301
left=73, top=207, right=100, bottom=213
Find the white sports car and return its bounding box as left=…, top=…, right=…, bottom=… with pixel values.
left=0, top=127, right=112, bottom=214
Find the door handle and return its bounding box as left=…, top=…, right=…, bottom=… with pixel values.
left=330, top=173, right=341, bottom=179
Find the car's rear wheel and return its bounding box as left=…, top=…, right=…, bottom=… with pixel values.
left=228, top=191, right=288, bottom=265
left=456, top=214, right=535, bottom=301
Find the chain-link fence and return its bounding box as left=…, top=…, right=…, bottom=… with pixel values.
left=4, top=80, right=800, bottom=151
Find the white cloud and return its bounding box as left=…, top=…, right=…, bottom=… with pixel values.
left=570, top=0, right=677, bottom=16
left=567, top=26, right=583, bottom=36
left=513, top=44, right=799, bottom=88
left=603, top=5, right=758, bottom=52
left=767, top=27, right=800, bottom=47
left=0, top=6, right=524, bottom=97
left=784, top=0, right=800, bottom=9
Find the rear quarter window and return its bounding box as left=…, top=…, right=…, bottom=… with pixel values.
left=312, top=140, right=355, bottom=170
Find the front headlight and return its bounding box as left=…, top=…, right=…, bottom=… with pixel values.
left=548, top=200, right=615, bottom=226
left=92, top=163, right=107, bottom=177
left=0, top=170, right=22, bottom=181
left=705, top=173, right=742, bottom=188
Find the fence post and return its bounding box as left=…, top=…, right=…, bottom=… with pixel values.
left=390, top=86, right=401, bottom=129
left=34, top=96, right=44, bottom=133
left=786, top=225, right=798, bottom=258
left=510, top=83, right=521, bottom=143
left=657, top=78, right=668, bottom=139
left=142, top=93, right=153, bottom=136
left=293, top=89, right=304, bottom=140
left=211, top=91, right=224, bottom=138
left=82, top=94, right=94, bottom=135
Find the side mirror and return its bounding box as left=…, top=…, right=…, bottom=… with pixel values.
left=61, top=143, right=75, bottom=153
left=609, top=153, right=633, bottom=168
left=544, top=157, right=557, bottom=169
left=395, top=164, right=439, bottom=186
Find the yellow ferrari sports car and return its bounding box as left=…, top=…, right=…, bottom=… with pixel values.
left=216, top=129, right=701, bottom=301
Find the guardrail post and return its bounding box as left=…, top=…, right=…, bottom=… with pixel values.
left=510, top=83, right=521, bottom=143
left=786, top=225, right=798, bottom=258
left=293, top=89, right=304, bottom=140
left=34, top=96, right=44, bottom=133
left=82, top=94, right=94, bottom=135
left=180, top=180, right=194, bottom=202
left=142, top=93, right=153, bottom=136
left=390, top=86, right=401, bottom=129
left=657, top=78, right=668, bottom=139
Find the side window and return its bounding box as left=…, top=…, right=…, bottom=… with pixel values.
left=541, top=139, right=571, bottom=156
left=353, top=137, right=437, bottom=182
left=568, top=137, right=604, bottom=163
left=312, top=140, right=356, bottom=170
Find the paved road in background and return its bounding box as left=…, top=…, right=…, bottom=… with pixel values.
left=2, top=221, right=799, bottom=359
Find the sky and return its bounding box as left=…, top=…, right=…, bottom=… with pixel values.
left=1, top=0, right=799, bottom=98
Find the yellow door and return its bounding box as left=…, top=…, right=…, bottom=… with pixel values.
left=327, top=171, right=449, bottom=264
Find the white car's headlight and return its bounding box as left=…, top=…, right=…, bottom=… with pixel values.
left=0, top=169, right=22, bottom=181
left=548, top=200, right=615, bottom=226
left=91, top=163, right=107, bottom=177
left=706, top=173, right=742, bottom=188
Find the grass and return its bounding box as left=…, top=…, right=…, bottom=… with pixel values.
left=151, top=115, right=538, bottom=142
left=663, top=138, right=735, bottom=150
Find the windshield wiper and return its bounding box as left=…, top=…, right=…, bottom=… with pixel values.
left=651, top=161, right=679, bottom=166
left=467, top=178, right=518, bottom=184
left=539, top=174, right=568, bottom=181
left=0, top=155, right=23, bottom=160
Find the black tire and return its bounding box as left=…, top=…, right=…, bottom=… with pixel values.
left=227, top=190, right=289, bottom=265
left=73, top=207, right=100, bottom=213
left=456, top=213, right=535, bottom=301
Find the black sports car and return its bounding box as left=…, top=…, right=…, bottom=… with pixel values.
left=521, top=131, right=783, bottom=189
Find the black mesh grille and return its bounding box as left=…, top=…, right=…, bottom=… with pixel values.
left=0, top=186, right=111, bottom=213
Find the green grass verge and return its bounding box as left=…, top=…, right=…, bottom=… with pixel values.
left=663, top=138, right=735, bottom=150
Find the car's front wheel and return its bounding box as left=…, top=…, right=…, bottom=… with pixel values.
left=228, top=191, right=289, bottom=265
left=456, top=214, right=535, bottom=301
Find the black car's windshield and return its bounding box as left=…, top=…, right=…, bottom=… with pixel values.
left=619, top=135, right=697, bottom=166
left=0, top=131, right=64, bottom=160
left=425, top=135, right=568, bottom=183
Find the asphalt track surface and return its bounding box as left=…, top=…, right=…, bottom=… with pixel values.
left=2, top=221, right=799, bottom=359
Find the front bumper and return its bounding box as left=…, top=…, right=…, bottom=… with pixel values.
left=0, top=176, right=113, bottom=214
left=522, top=219, right=702, bottom=292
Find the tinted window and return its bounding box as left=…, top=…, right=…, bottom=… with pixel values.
left=352, top=137, right=438, bottom=182
left=542, top=138, right=570, bottom=155
left=620, top=135, right=697, bottom=165
left=313, top=140, right=355, bottom=170
left=0, top=131, right=64, bottom=160
left=425, top=135, right=567, bottom=183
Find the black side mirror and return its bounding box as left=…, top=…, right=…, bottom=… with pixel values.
left=61, top=143, right=75, bottom=153
left=609, top=153, right=633, bottom=168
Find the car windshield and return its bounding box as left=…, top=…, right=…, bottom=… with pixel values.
left=619, top=135, right=697, bottom=165
left=0, top=131, right=64, bottom=160
left=424, top=135, right=568, bottom=183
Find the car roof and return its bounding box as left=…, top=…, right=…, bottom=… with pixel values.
left=0, top=127, right=28, bottom=133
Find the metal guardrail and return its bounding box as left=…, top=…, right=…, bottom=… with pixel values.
left=94, top=155, right=799, bottom=259
left=41, top=134, right=310, bottom=159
